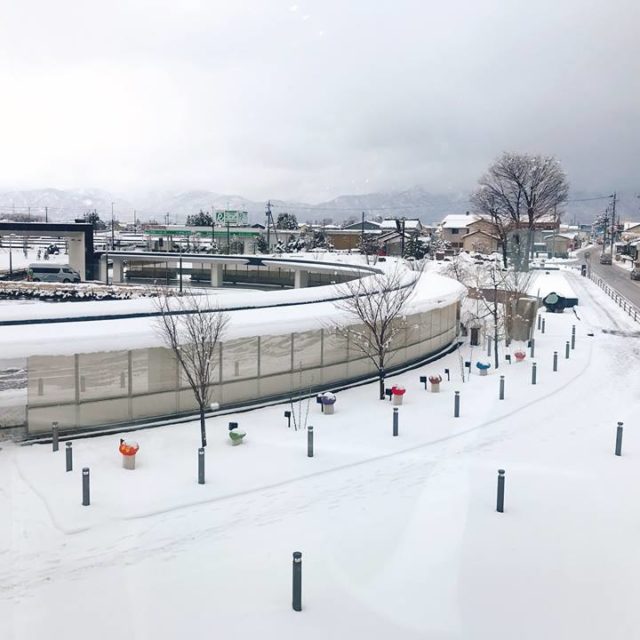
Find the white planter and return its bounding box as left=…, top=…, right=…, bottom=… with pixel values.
left=392, top=394, right=404, bottom=406
left=479, top=369, right=488, bottom=376
left=323, top=403, right=335, bottom=415
left=430, top=383, right=440, bottom=393
left=122, top=454, right=136, bottom=470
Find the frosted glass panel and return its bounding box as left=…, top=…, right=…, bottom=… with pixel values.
left=292, top=330, right=322, bottom=370
left=221, top=337, right=259, bottom=380
left=260, top=334, right=292, bottom=376
left=79, top=351, right=128, bottom=401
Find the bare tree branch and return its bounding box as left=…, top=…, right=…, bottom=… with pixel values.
left=154, top=289, right=229, bottom=447
left=471, top=152, right=569, bottom=270
left=332, top=264, right=421, bottom=399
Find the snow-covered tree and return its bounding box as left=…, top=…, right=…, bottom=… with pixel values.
left=186, top=210, right=213, bottom=226
left=471, top=152, right=568, bottom=271
left=276, top=213, right=299, bottom=230
left=154, top=291, right=229, bottom=447
left=333, top=265, right=421, bottom=399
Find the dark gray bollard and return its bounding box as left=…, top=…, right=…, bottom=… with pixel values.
left=292, top=552, right=302, bottom=611
left=565, top=341, right=570, bottom=359
left=82, top=467, right=90, bottom=506
left=307, top=426, right=314, bottom=457
left=454, top=391, right=460, bottom=418
left=553, top=351, right=558, bottom=372
left=531, top=362, right=537, bottom=385
left=530, top=338, right=535, bottom=358
left=284, top=410, right=291, bottom=428
left=392, top=407, right=399, bottom=436
left=571, top=325, right=576, bottom=350
left=487, top=336, right=492, bottom=357
left=541, top=318, right=546, bottom=334
left=537, top=315, right=541, bottom=330
left=496, top=469, right=505, bottom=513
left=499, top=375, right=505, bottom=400
left=198, top=447, right=205, bottom=484
left=65, top=441, right=73, bottom=472
left=615, top=422, right=623, bottom=456
left=52, top=421, right=59, bottom=452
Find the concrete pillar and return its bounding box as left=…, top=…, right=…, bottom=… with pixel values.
left=210, top=263, right=224, bottom=287
left=99, top=254, right=108, bottom=283
left=67, top=234, right=86, bottom=280
left=294, top=269, right=309, bottom=288
left=112, top=258, right=124, bottom=283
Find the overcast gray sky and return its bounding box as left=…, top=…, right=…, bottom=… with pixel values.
left=0, top=0, right=638, bottom=202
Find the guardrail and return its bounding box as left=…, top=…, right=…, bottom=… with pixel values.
left=588, top=271, right=640, bottom=322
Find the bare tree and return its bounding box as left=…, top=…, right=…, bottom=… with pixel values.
left=471, top=152, right=569, bottom=270
left=333, top=265, right=420, bottom=399
left=154, top=290, right=229, bottom=447
left=463, top=261, right=533, bottom=369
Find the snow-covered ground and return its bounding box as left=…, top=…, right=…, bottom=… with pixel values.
left=2, top=268, right=640, bottom=639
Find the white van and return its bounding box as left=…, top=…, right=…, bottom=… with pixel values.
left=28, top=264, right=81, bottom=283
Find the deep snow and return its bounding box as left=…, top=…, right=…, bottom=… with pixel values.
left=2, top=266, right=640, bottom=639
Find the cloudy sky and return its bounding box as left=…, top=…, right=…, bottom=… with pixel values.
left=0, top=0, right=638, bottom=202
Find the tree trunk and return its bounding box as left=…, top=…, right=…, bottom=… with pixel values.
left=501, top=237, right=508, bottom=269
left=493, top=297, right=500, bottom=370
left=379, top=369, right=385, bottom=400
left=199, top=407, right=207, bottom=447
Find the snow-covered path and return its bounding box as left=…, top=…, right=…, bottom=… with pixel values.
left=2, top=268, right=640, bottom=639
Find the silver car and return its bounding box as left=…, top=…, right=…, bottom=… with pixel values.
left=28, top=264, right=81, bottom=283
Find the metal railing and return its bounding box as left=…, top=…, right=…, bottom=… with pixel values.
left=588, top=271, right=640, bottom=322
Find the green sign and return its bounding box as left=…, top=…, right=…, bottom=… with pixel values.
left=215, top=210, right=248, bottom=225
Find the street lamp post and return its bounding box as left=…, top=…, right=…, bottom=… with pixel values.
left=111, top=202, right=115, bottom=249
left=179, top=242, right=183, bottom=294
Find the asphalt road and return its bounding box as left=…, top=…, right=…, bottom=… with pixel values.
left=577, top=248, right=640, bottom=307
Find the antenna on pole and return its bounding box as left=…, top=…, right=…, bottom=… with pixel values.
left=610, top=192, right=617, bottom=257
left=265, top=200, right=279, bottom=250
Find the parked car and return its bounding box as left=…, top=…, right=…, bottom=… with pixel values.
left=28, top=264, right=81, bottom=283
left=599, top=253, right=612, bottom=265
left=631, top=269, right=640, bottom=281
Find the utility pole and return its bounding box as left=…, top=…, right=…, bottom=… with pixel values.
left=111, top=202, right=115, bottom=249
left=133, top=210, right=137, bottom=230
left=266, top=200, right=272, bottom=250
left=551, top=205, right=558, bottom=258
left=45, top=206, right=48, bottom=223
left=610, top=192, right=617, bottom=257
left=600, top=207, right=609, bottom=255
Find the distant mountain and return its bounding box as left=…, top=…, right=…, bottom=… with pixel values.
left=0, top=186, right=624, bottom=226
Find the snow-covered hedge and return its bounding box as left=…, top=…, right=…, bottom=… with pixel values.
left=0, top=281, right=160, bottom=301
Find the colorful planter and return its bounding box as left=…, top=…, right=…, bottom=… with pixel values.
left=391, top=385, right=406, bottom=406
left=119, top=439, right=139, bottom=470
left=429, top=375, right=442, bottom=393
left=321, top=392, right=336, bottom=414
left=476, top=362, right=491, bottom=376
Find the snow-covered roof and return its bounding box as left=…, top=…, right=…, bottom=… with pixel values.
left=379, top=219, right=422, bottom=230
left=441, top=214, right=480, bottom=229
left=464, top=229, right=500, bottom=240
left=543, top=233, right=575, bottom=241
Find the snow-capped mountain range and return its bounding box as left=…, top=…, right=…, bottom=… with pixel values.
left=0, top=186, right=614, bottom=226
